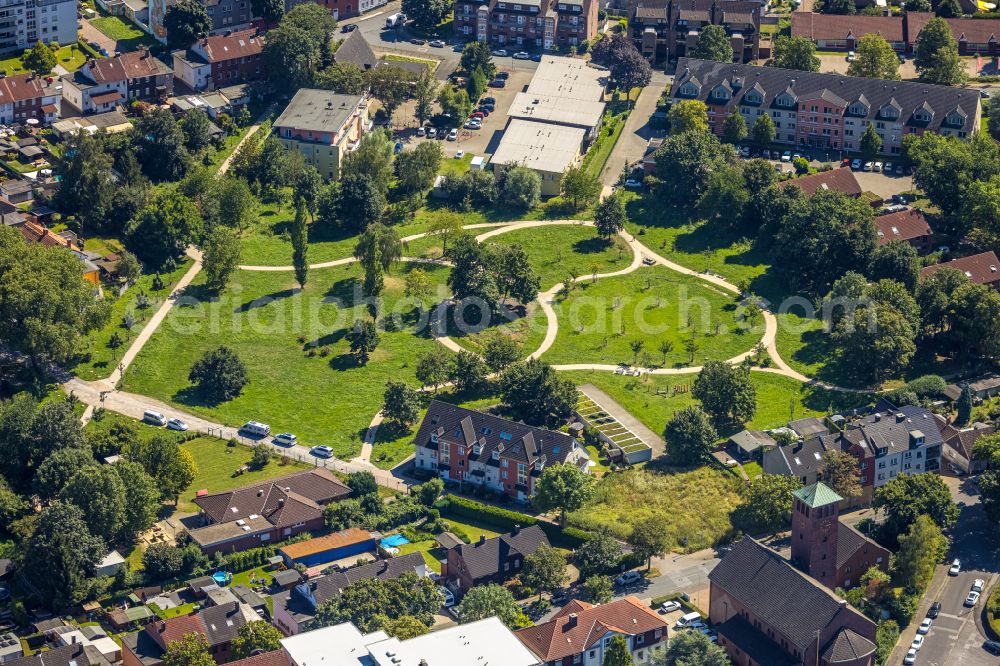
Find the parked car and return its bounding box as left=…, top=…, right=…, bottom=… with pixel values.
left=973, top=578, right=986, bottom=593
left=874, top=162, right=883, bottom=172
left=966, top=590, right=980, bottom=607
left=847, top=50, right=856, bottom=61
left=532, top=54, right=542, bottom=61
left=272, top=432, right=297, bottom=446
left=496, top=71, right=509, bottom=80
left=416, top=126, right=426, bottom=136
left=863, top=161, right=874, bottom=171
left=482, top=96, right=496, bottom=105
left=780, top=150, right=792, bottom=162
left=341, top=23, right=357, bottom=32
left=884, top=161, right=893, bottom=172
left=928, top=601, right=942, bottom=618
left=981, top=89, right=992, bottom=99
left=895, top=164, right=905, bottom=175
left=166, top=418, right=188, bottom=431
left=441, top=587, right=455, bottom=607
left=455, top=149, right=465, bottom=159
left=489, top=79, right=506, bottom=88
left=904, top=649, right=917, bottom=665
left=143, top=410, right=168, bottom=426
left=674, top=612, right=702, bottom=629
left=492, top=49, right=508, bottom=56
left=624, top=178, right=643, bottom=189
left=660, top=601, right=682, bottom=613
left=984, top=640, right=1000, bottom=655
left=471, top=111, right=484, bottom=119
left=513, top=51, right=530, bottom=59
left=950, top=559, right=961, bottom=575
left=464, top=120, right=481, bottom=130
left=911, top=635, right=924, bottom=651
left=427, top=127, right=437, bottom=138
left=477, top=107, right=491, bottom=116
left=686, top=622, right=707, bottom=631
left=429, top=39, right=445, bottom=47
left=311, top=445, right=334, bottom=458
left=642, top=256, right=656, bottom=266
left=241, top=421, right=271, bottom=437
left=615, top=571, right=642, bottom=586
left=447, top=128, right=458, bottom=141
left=410, top=38, right=426, bottom=45
left=918, top=617, right=932, bottom=635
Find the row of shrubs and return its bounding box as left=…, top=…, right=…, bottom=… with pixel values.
left=435, top=494, right=591, bottom=549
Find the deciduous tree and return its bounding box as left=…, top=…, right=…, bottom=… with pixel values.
left=60, top=465, right=126, bottom=544
left=560, top=166, right=602, bottom=210
left=163, top=634, right=214, bottom=666
left=595, top=193, right=627, bottom=240
left=203, top=226, right=241, bottom=294
left=895, top=514, right=947, bottom=591
left=731, top=474, right=801, bottom=533
left=382, top=380, right=421, bottom=428
left=521, top=544, right=567, bottom=599
left=346, top=319, right=380, bottom=365
left=126, top=191, right=203, bottom=268
left=627, top=515, right=670, bottom=570
left=820, top=450, right=862, bottom=499
left=232, top=622, right=284, bottom=660
left=601, top=635, right=633, bottom=666
left=722, top=112, right=747, bottom=144
left=454, top=584, right=531, bottom=629
left=668, top=100, right=709, bottom=135
left=415, top=347, right=453, bottom=391
left=164, top=0, right=211, bottom=48
left=659, top=631, right=730, bottom=666
left=22, top=41, right=56, bottom=74
left=189, top=346, right=249, bottom=402
left=692, top=360, right=756, bottom=425
left=450, top=350, right=490, bottom=394
left=770, top=35, right=820, bottom=71
left=691, top=24, right=733, bottom=62
left=874, top=473, right=958, bottom=545
left=574, top=529, right=623, bottom=577
left=533, top=463, right=595, bottom=527
left=499, top=359, right=576, bottom=428
left=915, top=17, right=965, bottom=84
left=847, top=33, right=900, bottom=80
left=483, top=335, right=520, bottom=372
left=664, top=406, right=717, bottom=465
left=24, top=503, right=105, bottom=608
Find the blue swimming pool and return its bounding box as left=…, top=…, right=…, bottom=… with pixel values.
left=380, top=534, right=410, bottom=548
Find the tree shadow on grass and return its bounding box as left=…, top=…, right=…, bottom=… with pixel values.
left=307, top=328, right=348, bottom=349
left=234, top=288, right=299, bottom=313
left=329, top=353, right=362, bottom=372
left=572, top=236, right=614, bottom=257
left=173, top=384, right=228, bottom=409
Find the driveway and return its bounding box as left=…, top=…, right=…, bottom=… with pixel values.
left=600, top=79, right=667, bottom=186
left=79, top=18, right=116, bottom=54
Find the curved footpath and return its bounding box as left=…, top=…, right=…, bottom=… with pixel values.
left=65, top=214, right=861, bottom=481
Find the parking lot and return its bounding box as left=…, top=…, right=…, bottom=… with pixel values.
left=816, top=54, right=981, bottom=80
left=743, top=149, right=915, bottom=198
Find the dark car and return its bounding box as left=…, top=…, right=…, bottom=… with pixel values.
left=928, top=601, right=942, bottom=618
left=341, top=24, right=357, bottom=32
left=482, top=97, right=496, bottom=105
left=531, top=54, right=541, bottom=61
left=984, top=641, right=1000, bottom=655
left=411, top=38, right=426, bottom=45
left=489, top=79, right=506, bottom=88
left=496, top=71, right=509, bottom=80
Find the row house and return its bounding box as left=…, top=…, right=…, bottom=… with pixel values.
left=172, top=28, right=264, bottom=91
left=121, top=603, right=259, bottom=666
left=413, top=400, right=590, bottom=502
left=0, top=72, right=59, bottom=125
left=921, top=250, right=1000, bottom=290
left=454, top=0, right=598, bottom=50
left=671, top=57, right=981, bottom=156
left=875, top=208, right=934, bottom=254
left=628, top=0, right=762, bottom=63
left=61, top=49, right=173, bottom=114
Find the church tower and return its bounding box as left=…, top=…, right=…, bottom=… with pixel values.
left=790, top=482, right=843, bottom=589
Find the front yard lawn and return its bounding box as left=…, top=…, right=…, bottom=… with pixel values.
left=90, top=16, right=157, bottom=49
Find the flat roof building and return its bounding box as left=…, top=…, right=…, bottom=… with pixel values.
left=508, top=92, right=606, bottom=138
left=490, top=119, right=586, bottom=197
left=525, top=56, right=607, bottom=102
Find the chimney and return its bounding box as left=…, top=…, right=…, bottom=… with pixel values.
left=896, top=413, right=906, bottom=423
left=874, top=413, right=881, bottom=422
left=567, top=613, right=578, bottom=628
left=512, top=524, right=520, bottom=536
left=478, top=534, right=486, bottom=545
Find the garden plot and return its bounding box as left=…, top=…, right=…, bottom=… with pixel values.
left=575, top=387, right=654, bottom=464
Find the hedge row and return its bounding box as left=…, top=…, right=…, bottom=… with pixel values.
left=436, top=494, right=590, bottom=548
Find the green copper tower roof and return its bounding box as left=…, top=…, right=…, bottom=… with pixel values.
left=792, top=482, right=843, bottom=508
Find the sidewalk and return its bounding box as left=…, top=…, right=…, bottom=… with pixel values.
left=599, top=80, right=666, bottom=186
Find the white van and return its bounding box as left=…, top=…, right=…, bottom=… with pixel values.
left=385, top=12, right=405, bottom=28
left=674, top=612, right=702, bottom=629
left=241, top=421, right=271, bottom=437
left=143, top=410, right=167, bottom=426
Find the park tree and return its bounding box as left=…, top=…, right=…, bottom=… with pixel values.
left=770, top=35, right=820, bottom=71
left=133, top=108, right=190, bottom=182
left=450, top=350, right=490, bottom=394
left=627, top=515, right=671, bottom=570
left=691, top=24, right=733, bottom=62
left=595, top=193, right=627, bottom=240
left=521, top=544, right=568, bottom=599
left=455, top=584, right=531, bottom=629
left=752, top=113, right=776, bottom=146
left=263, top=4, right=337, bottom=92
left=189, top=346, right=249, bottom=402
left=164, top=634, right=214, bottom=666
left=668, top=100, right=709, bottom=135
left=499, top=359, right=576, bottom=428
left=343, top=129, right=395, bottom=195
left=732, top=474, right=801, bottom=532
left=692, top=360, right=757, bottom=425
left=868, top=240, right=919, bottom=291
left=60, top=466, right=126, bottom=544
left=602, top=635, right=633, bottom=666
left=315, top=62, right=366, bottom=94
left=367, top=65, right=417, bottom=122
left=663, top=406, right=717, bottom=465
left=460, top=41, right=496, bottom=78
left=22, top=41, right=56, bottom=74
left=126, top=191, right=203, bottom=268
left=382, top=380, right=421, bottom=429
left=24, top=503, right=106, bottom=608
left=164, top=0, right=211, bottom=47
left=117, top=250, right=143, bottom=284
left=415, top=347, right=453, bottom=391
left=820, top=450, right=862, bottom=499
left=395, top=141, right=443, bottom=195
left=915, top=17, right=965, bottom=84
left=33, top=448, right=97, bottom=499
left=447, top=234, right=500, bottom=309
left=216, top=177, right=258, bottom=233
left=574, top=529, right=624, bottom=577
left=860, top=123, right=883, bottom=157
left=847, top=33, right=900, bottom=80
left=494, top=243, right=540, bottom=305
left=353, top=222, right=402, bottom=302
left=232, top=622, right=285, bottom=660
left=114, top=459, right=162, bottom=543
left=499, top=165, right=541, bottom=210
left=413, top=70, right=438, bottom=125
left=483, top=335, right=520, bottom=372
left=129, top=435, right=197, bottom=503
left=402, top=0, right=449, bottom=30
left=403, top=267, right=433, bottom=314
left=0, top=228, right=108, bottom=367
left=180, top=109, right=214, bottom=153
left=54, top=132, right=115, bottom=232
left=722, top=112, right=747, bottom=144
left=895, top=514, right=948, bottom=591
left=320, top=174, right=386, bottom=232
left=347, top=319, right=380, bottom=365
left=428, top=212, right=464, bottom=255
left=654, top=129, right=736, bottom=205
left=833, top=302, right=915, bottom=382
left=697, top=163, right=749, bottom=227
left=291, top=200, right=308, bottom=288
left=583, top=575, right=614, bottom=604
left=203, top=226, right=241, bottom=294
left=660, top=631, right=730, bottom=666
left=560, top=166, right=602, bottom=210
left=874, top=473, right=958, bottom=545
left=906, top=132, right=1000, bottom=222
left=533, top=463, right=596, bottom=527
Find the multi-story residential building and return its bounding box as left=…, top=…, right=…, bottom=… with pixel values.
left=442, top=525, right=549, bottom=593
left=121, top=602, right=260, bottom=666
left=0, top=0, right=76, bottom=56
left=629, top=0, right=762, bottom=63
left=515, top=597, right=668, bottom=665
left=0, top=72, right=60, bottom=124
left=454, top=0, right=598, bottom=50
left=273, top=89, right=368, bottom=181
left=670, top=57, right=981, bottom=156
left=413, top=400, right=591, bottom=502
left=61, top=49, right=174, bottom=114
left=172, top=28, right=264, bottom=91
left=150, top=0, right=255, bottom=43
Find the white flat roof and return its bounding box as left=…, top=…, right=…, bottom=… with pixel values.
left=366, top=618, right=539, bottom=666
left=526, top=56, right=607, bottom=102
left=281, top=623, right=388, bottom=666
left=508, top=91, right=606, bottom=129
left=491, top=119, right=586, bottom=174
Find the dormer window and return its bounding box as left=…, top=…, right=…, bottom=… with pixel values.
left=473, top=444, right=482, bottom=455
left=430, top=433, right=438, bottom=444
left=534, top=460, right=544, bottom=471
left=679, top=82, right=699, bottom=97
left=744, top=92, right=761, bottom=105
left=492, top=449, right=500, bottom=460
left=776, top=93, right=794, bottom=108
left=849, top=103, right=867, bottom=116
left=945, top=112, right=964, bottom=127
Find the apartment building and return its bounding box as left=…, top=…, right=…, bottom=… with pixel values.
left=628, top=0, right=762, bottom=63
left=413, top=400, right=590, bottom=502
left=670, top=58, right=981, bottom=156
left=61, top=49, right=174, bottom=114
left=273, top=89, right=368, bottom=181
left=453, top=0, right=598, bottom=50
left=172, top=28, right=264, bottom=91
left=0, top=0, right=76, bottom=56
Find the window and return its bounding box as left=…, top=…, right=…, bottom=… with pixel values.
left=517, top=463, right=527, bottom=485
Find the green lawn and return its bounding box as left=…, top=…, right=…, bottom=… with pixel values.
left=568, top=467, right=743, bottom=552
left=583, top=112, right=628, bottom=178
left=73, top=260, right=193, bottom=381
left=0, top=44, right=88, bottom=75
left=126, top=262, right=455, bottom=460
left=90, top=16, right=157, bottom=49
left=396, top=517, right=502, bottom=572
left=438, top=153, right=473, bottom=177
left=541, top=266, right=753, bottom=367
left=444, top=300, right=548, bottom=361
left=482, top=224, right=633, bottom=290
left=177, top=437, right=313, bottom=513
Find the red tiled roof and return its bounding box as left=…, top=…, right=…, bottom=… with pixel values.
left=920, top=251, right=1000, bottom=285
left=0, top=73, right=48, bottom=104
left=20, top=221, right=69, bottom=249
left=85, top=49, right=171, bottom=84
left=199, top=29, right=264, bottom=63
left=778, top=167, right=862, bottom=197
left=145, top=613, right=205, bottom=650
left=227, top=651, right=289, bottom=666
left=874, top=209, right=932, bottom=245
left=514, top=597, right=667, bottom=662
left=278, top=528, right=372, bottom=559
left=791, top=12, right=904, bottom=43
